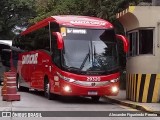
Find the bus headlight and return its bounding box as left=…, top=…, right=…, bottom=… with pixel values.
left=111, top=86, right=118, bottom=93
left=57, top=72, right=75, bottom=82
left=63, top=86, right=71, bottom=92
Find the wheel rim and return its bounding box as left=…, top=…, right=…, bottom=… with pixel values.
left=17, top=81, right=20, bottom=89
left=17, top=77, right=20, bottom=90
left=46, top=83, right=49, bottom=95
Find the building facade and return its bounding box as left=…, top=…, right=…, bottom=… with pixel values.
left=117, top=6, right=160, bottom=102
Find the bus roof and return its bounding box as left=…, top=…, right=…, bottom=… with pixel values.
left=21, top=15, right=113, bottom=35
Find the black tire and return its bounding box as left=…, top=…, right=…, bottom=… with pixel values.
left=16, top=75, right=29, bottom=91
left=44, top=77, right=55, bottom=100
left=16, top=75, right=22, bottom=91
left=0, top=77, right=3, bottom=86
left=91, top=96, right=100, bottom=102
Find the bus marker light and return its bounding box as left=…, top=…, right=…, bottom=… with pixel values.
left=54, top=76, right=59, bottom=81
left=110, top=78, right=119, bottom=83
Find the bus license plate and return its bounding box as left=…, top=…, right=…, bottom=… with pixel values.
left=88, top=91, right=98, bottom=95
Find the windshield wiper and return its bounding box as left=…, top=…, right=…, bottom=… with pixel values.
left=79, top=44, right=90, bottom=70
left=79, top=53, right=90, bottom=70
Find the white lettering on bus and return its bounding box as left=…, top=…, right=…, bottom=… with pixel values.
left=67, top=28, right=87, bottom=34
left=22, top=53, right=38, bottom=65
left=70, top=20, right=106, bottom=26
left=87, top=77, right=101, bottom=82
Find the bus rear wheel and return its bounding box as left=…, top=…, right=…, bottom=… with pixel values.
left=16, top=75, right=29, bottom=91
left=16, top=75, right=23, bottom=91
left=91, top=96, right=100, bottom=102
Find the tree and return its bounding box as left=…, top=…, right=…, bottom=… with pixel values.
left=87, top=0, right=141, bottom=21
left=30, top=0, right=96, bottom=23
left=0, top=0, right=36, bottom=39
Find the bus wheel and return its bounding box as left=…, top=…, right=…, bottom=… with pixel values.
left=16, top=75, right=22, bottom=91
left=91, top=96, right=100, bottom=102
left=44, top=78, right=52, bottom=100
left=16, top=75, right=29, bottom=91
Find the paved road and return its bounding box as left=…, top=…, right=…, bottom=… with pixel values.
left=0, top=88, right=159, bottom=120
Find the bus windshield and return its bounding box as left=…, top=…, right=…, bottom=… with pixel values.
left=61, top=28, right=119, bottom=75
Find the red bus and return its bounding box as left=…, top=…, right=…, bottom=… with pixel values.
left=3, top=16, right=128, bottom=101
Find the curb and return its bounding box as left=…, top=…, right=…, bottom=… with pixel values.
left=105, top=96, right=160, bottom=116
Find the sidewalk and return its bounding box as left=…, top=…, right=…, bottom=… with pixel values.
left=105, top=90, right=160, bottom=115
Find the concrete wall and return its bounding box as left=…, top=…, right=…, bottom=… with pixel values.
left=118, top=6, right=160, bottom=31
left=118, top=6, right=160, bottom=74
left=117, top=6, right=160, bottom=102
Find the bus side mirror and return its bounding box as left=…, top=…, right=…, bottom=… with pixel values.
left=52, top=32, right=64, bottom=50
left=1, top=49, right=11, bottom=67
left=116, top=34, right=129, bottom=53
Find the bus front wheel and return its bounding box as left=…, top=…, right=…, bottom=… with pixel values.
left=44, top=78, right=56, bottom=100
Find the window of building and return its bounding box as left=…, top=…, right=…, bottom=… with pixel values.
left=127, top=29, right=153, bottom=57
left=128, top=31, right=138, bottom=56
left=139, top=30, right=153, bottom=54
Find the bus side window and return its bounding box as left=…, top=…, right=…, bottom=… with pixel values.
left=52, top=36, right=61, bottom=68
left=32, top=27, right=50, bottom=51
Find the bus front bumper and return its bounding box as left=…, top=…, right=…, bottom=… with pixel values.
left=59, top=80, right=119, bottom=97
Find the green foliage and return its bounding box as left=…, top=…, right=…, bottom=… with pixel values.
left=0, top=0, right=36, bottom=39
left=87, top=0, right=140, bottom=22
left=30, top=0, right=97, bottom=23
left=31, top=0, right=141, bottom=24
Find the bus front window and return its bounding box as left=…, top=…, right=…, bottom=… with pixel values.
left=61, top=28, right=119, bottom=75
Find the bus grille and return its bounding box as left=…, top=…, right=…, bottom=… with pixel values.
left=74, top=81, right=110, bottom=87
